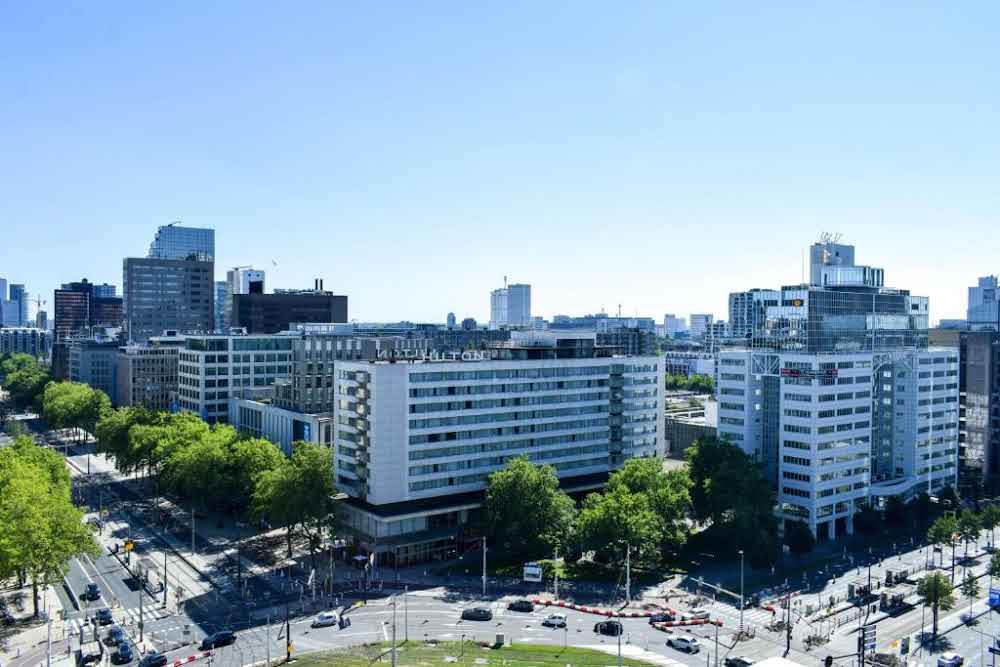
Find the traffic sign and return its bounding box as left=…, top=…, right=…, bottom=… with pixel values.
left=988, top=646, right=1000, bottom=657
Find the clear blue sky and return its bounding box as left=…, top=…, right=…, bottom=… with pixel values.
left=2, top=2, right=998, bottom=324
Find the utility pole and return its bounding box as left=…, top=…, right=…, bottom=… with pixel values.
left=714, top=621, right=719, bottom=667
left=617, top=627, right=622, bottom=667
left=162, top=552, right=168, bottom=608
left=390, top=594, right=397, bottom=667
left=481, top=537, right=487, bottom=598
left=625, top=543, right=631, bottom=604
left=738, top=549, right=745, bottom=636
left=265, top=616, right=271, bottom=667
left=554, top=548, right=559, bottom=600
left=404, top=586, right=408, bottom=642
left=46, top=615, right=52, bottom=667
left=285, top=600, right=291, bottom=662
left=139, top=580, right=144, bottom=642
left=191, top=506, right=195, bottom=555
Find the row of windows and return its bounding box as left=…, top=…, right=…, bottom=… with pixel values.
left=408, top=455, right=612, bottom=491
left=408, top=392, right=609, bottom=414
left=404, top=430, right=610, bottom=460
left=409, top=378, right=608, bottom=397
left=408, top=444, right=612, bottom=476
left=407, top=417, right=611, bottom=445
left=409, top=404, right=614, bottom=429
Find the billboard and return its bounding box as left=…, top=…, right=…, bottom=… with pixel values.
left=523, top=562, right=542, bottom=583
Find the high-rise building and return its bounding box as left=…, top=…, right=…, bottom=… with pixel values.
left=8, top=284, right=27, bottom=326
left=716, top=239, right=956, bottom=541
left=446, top=312, right=457, bottom=329
left=332, top=331, right=663, bottom=563
left=232, top=283, right=347, bottom=334
left=663, top=314, right=687, bottom=336
left=51, top=279, right=124, bottom=378
left=148, top=223, right=215, bottom=261
left=968, top=276, right=1000, bottom=331
left=728, top=289, right=779, bottom=339
left=69, top=338, right=120, bottom=401
left=214, top=282, right=227, bottom=332
left=223, top=267, right=265, bottom=329
left=93, top=284, right=117, bottom=298
left=490, top=282, right=531, bottom=328
left=123, top=257, right=214, bottom=343
left=689, top=314, right=713, bottom=338
left=35, top=311, right=47, bottom=330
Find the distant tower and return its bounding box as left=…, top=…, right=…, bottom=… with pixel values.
left=446, top=312, right=457, bottom=329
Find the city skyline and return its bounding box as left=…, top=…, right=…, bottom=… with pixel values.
left=4, top=3, right=1000, bottom=324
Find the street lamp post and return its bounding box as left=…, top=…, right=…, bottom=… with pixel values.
left=738, top=549, right=745, bottom=636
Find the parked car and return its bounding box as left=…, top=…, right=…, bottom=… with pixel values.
left=83, top=583, right=101, bottom=601
left=200, top=631, right=236, bottom=650
left=648, top=612, right=674, bottom=624
left=667, top=635, right=700, bottom=653
left=682, top=608, right=710, bottom=621
left=112, top=642, right=134, bottom=664
left=460, top=607, right=493, bottom=622
left=95, top=608, right=113, bottom=626
left=106, top=626, right=125, bottom=646
left=542, top=613, right=567, bottom=628
left=138, top=652, right=168, bottom=667
left=594, top=620, right=623, bottom=637
left=725, top=656, right=755, bottom=667
left=938, top=654, right=964, bottom=667
left=507, top=599, right=535, bottom=613
left=311, top=611, right=339, bottom=628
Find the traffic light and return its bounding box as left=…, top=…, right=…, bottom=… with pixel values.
left=825, top=656, right=833, bottom=667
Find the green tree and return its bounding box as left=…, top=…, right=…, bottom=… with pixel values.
left=161, top=429, right=231, bottom=509
left=917, top=571, right=955, bottom=637
left=884, top=496, right=908, bottom=530
left=252, top=442, right=338, bottom=570
left=2, top=354, right=50, bottom=410
left=980, top=505, right=1000, bottom=548
left=606, top=457, right=691, bottom=556
left=42, top=382, right=109, bottom=443
left=783, top=520, right=815, bottom=556
left=928, top=515, right=959, bottom=583
left=957, top=509, right=981, bottom=561
left=939, top=486, right=960, bottom=509
left=0, top=438, right=99, bottom=616
left=575, top=485, right=664, bottom=567
left=225, top=437, right=286, bottom=513
left=988, top=552, right=1000, bottom=591
left=483, top=457, right=576, bottom=563
left=95, top=406, right=162, bottom=474
left=961, top=571, right=981, bottom=622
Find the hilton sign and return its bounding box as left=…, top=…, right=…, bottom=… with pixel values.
left=376, top=348, right=493, bottom=362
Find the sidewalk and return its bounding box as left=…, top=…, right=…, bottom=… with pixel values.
left=0, top=586, right=70, bottom=667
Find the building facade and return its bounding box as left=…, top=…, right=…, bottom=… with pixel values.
left=0, top=327, right=51, bottom=358
left=176, top=333, right=293, bottom=423
left=214, top=282, right=227, bottom=332
left=116, top=335, right=185, bottom=410
left=148, top=223, right=215, bottom=261
left=224, top=267, right=266, bottom=330
left=69, top=339, right=120, bottom=401
left=332, top=332, right=663, bottom=563
left=123, top=257, right=214, bottom=343
left=689, top=314, right=713, bottom=338
left=968, top=276, right=1000, bottom=331
left=490, top=283, right=531, bottom=328
left=716, top=240, right=958, bottom=540
left=93, top=284, right=117, bottom=298
left=233, top=290, right=348, bottom=334
left=663, top=314, right=687, bottom=336
left=52, top=279, right=124, bottom=379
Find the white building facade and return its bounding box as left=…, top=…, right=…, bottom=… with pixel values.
left=489, top=283, right=531, bottom=328
left=333, top=344, right=663, bottom=563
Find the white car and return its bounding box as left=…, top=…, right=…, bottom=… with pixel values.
left=938, top=654, right=963, bottom=667
left=311, top=611, right=339, bottom=628
left=542, top=613, right=567, bottom=628
left=667, top=635, right=700, bottom=653
left=682, top=608, right=711, bottom=621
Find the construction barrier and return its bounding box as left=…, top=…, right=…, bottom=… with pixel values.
left=651, top=619, right=723, bottom=632
left=170, top=651, right=212, bottom=667
left=530, top=598, right=684, bottom=620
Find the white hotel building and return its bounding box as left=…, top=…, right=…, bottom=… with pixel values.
left=718, top=241, right=959, bottom=540
left=332, top=332, right=663, bottom=564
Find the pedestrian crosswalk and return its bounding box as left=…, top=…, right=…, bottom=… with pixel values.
left=66, top=606, right=175, bottom=635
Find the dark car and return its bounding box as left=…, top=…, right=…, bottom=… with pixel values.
left=725, top=657, right=754, bottom=667
left=138, top=652, right=168, bottom=667
left=83, top=583, right=101, bottom=601
left=107, top=626, right=126, bottom=646
left=95, top=609, right=113, bottom=626
left=460, top=607, right=493, bottom=622
left=594, top=620, right=623, bottom=637
left=649, top=612, right=674, bottom=624
left=112, top=643, right=134, bottom=664
left=507, top=600, right=535, bottom=613
left=200, top=631, right=236, bottom=650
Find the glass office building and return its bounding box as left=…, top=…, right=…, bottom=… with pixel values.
left=148, top=223, right=215, bottom=261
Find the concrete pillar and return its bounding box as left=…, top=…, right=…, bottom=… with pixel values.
left=827, top=519, right=836, bottom=541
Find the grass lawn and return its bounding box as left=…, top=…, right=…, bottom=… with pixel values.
left=292, top=641, right=660, bottom=666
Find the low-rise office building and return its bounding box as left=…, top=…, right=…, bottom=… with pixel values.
left=69, top=338, right=120, bottom=401
left=116, top=334, right=185, bottom=410
left=0, top=327, right=51, bottom=358
left=177, top=333, right=293, bottom=423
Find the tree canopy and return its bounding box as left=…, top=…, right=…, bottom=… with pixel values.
left=482, top=457, right=576, bottom=563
